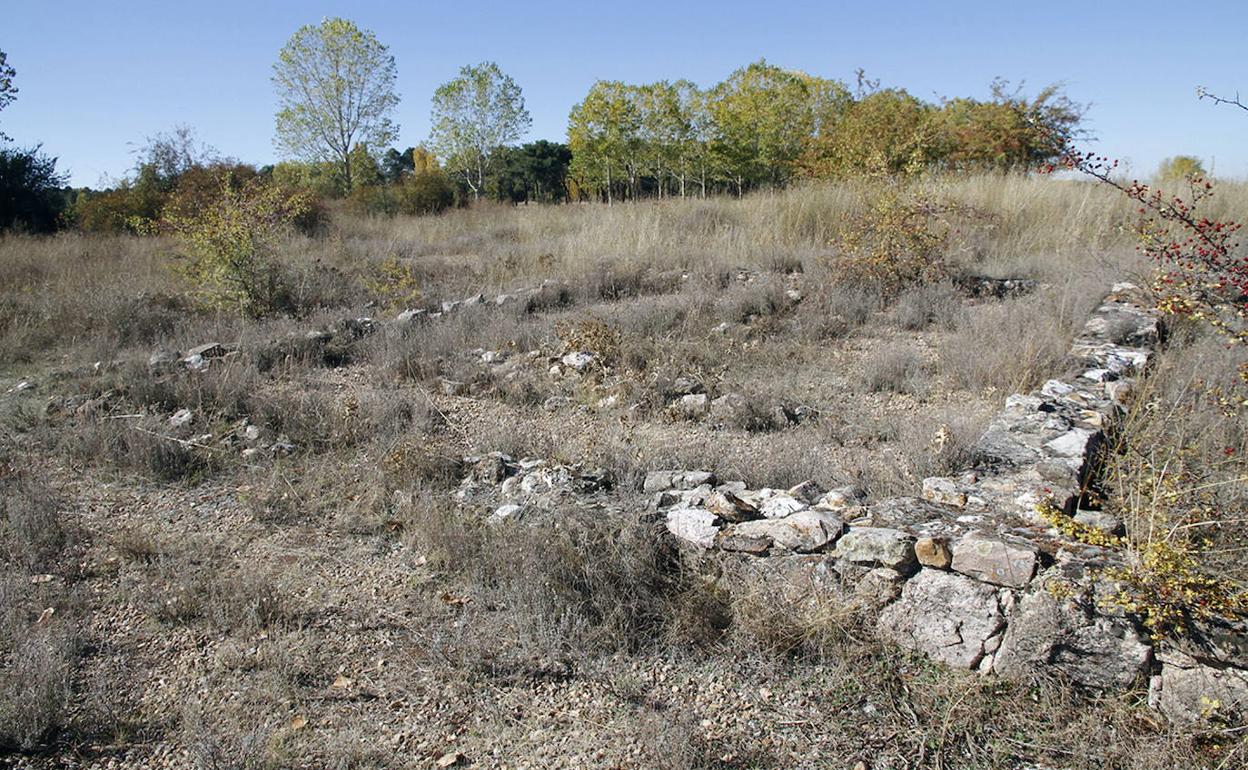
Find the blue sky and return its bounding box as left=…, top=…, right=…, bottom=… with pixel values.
left=3, top=0, right=1246, bottom=187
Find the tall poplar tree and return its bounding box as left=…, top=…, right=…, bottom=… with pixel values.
left=430, top=62, right=531, bottom=200
left=272, top=18, right=399, bottom=192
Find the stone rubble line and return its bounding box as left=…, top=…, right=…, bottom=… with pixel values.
left=130, top=275, right=1245, bottom=718
left=648, top=282, right=1244, bottom=723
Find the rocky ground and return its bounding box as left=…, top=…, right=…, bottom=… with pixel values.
left=2, top=267, right=1244, bottom=769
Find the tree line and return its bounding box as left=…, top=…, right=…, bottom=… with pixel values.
left=0, top=16, right=1203, bottom=235
left=567, top=65, right=1085, bottom=202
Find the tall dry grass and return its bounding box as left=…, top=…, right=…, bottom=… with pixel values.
left=7, top=172, right=1243, bottom=368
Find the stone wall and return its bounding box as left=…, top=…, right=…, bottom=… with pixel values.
left=653, top=282, right=1247, bottom=721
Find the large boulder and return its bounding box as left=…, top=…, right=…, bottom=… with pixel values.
left=992, top=589, right=1152, bottom=690
left=720, top=510, right=844, bottom=554
left=877, top=569, right=1005, bottom=669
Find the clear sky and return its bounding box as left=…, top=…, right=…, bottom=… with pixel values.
left=3, top=0, right=1246, bottom=187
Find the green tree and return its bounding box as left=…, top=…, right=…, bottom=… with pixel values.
left=935, top=81, right=1084, bottom=170
left=706, top=61, right=838, bottom=194
left=348, top=143, right=381, bottom=189
left=0, top=146, right=68, bottom=233
left=567, top=80, right=641, bottom=204
left=800, top=88, right=936, bottom=177
left=272, top=18, right=399, bottom=192
left=430, top=62, right=532, bottom=200
left=491, top=140, right=571, bottom=203
left=1155, top=155, right=1207, bottom=182
left=381, top=146, right=416, bottom=183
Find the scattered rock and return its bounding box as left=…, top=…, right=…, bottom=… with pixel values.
left=675, top=393, right=709, bottom=418
left=168, top=409, right=193, bottom=428
left=394, top=308, right=428, bottom=325
left=185, top=342, right=227, bottom=359
left=814, top=486, right=865, bottom=511
left=440, top=379, right=469, bottom=396
left=1073, top=510, right=1124, bottom=535
left=704, top=489, right=759, bottom=523
left=760, top=494, right=806, bottom=519
left=643, top=471, right=675, bottom=493
left=492, top=503, right=525, bottom=520
left=561, top=351, right=595, bottom=372
left=921, top=477, right=967, bottom=508
left=183, top=354, right=209, bottom=372
left=786, top=480, right=824, bottom=505
left=724, top=510, right=844, bottom=553
left=148, top=349, right=179, bottom=369
left=954, top=275, right=1039, bottom=299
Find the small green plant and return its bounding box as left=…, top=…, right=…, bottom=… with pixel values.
left=164, top=177, right=311, bottom=317
left=363, top=254, right=421, bottom=311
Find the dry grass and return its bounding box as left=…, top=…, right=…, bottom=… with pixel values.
left=2, top=173, right=1245, bottom=766
left=1103, top=326, right=1248, bottom=590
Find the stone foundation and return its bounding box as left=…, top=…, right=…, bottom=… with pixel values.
left=651, top=282, right=1247, bottom=721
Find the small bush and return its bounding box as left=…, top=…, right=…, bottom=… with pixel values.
left=164, top=176, right=312, bottom=317
left=861, top=344, right=925, bottom=394
left=890, top=281, right=963, bottom=330
left=398, top=169, right=455, bottom=216
left=0, top=473, right=65, bottom=572
left=830, top=184, right=952, bottom=302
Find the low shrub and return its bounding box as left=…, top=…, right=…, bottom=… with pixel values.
left=890, top=281, right=963, bottom=330
left=861, top=344, right=925, bottom=394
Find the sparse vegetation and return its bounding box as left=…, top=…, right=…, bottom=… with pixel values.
left=2, top=170, right=1246, bottom=767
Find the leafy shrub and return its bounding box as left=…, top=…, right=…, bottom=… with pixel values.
left=347, top=170, right=455, bottom=218
left=398, top=169, right=455, bottom=215
left=830, top=183, right=952, bottom=302
left=164, top=177, right=311, bottom=317
left=363, top=254, right=421, bottom=311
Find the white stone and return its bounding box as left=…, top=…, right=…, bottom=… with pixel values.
left=665, top=508, right=720, bottom=549
left=760, top=494, right=806, bottom=519
left=561, top=351, right=595, bottom=372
